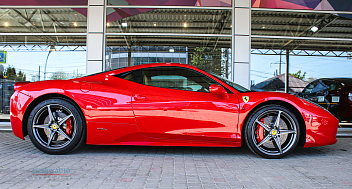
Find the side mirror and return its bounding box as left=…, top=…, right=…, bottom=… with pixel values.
left=209, top=84, right=229, bottom=100
left=309, top=97, right=318, bottom=102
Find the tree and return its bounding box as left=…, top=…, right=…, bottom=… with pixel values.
left=1, top=66, right=26, bottom=81
left=306, top=77, right=316, bottom=83
left=189, top=47, right=224, bottom=76
left=49, top=70, right=84, bottom=80
left=290, top=70, right=306, bottom=80
left=73, top=73, right=84, bottom=78
left=30, top=73, right=40, bottom=82
left=17, top=70, right=26, bottom=81
left=50, top=71, right=68, bottom=80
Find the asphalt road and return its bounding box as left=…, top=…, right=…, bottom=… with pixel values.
left=0, top=131, right=351, bottom=189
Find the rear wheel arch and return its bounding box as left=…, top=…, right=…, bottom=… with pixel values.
left=241, top=100, right=306, bottom=148
left=22, top=93, right=86, bottom=138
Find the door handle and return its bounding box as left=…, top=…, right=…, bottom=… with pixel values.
left=134, top=94, right=146, bottom=100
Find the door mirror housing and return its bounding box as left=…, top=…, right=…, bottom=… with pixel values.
left=209, top=84, right=229, bottom=99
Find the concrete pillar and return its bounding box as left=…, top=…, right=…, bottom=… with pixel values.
left=285, top=50, right=290, bottom=93
left=231, top=0, right=251, bottom=89
left=86, top=0, right=105, bottom=75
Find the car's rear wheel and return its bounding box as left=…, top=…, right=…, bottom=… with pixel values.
left=27, top=99, right=85, bottom=154
left=244, top=105, right=300, bottom=159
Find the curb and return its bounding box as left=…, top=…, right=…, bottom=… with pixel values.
left=0, top=122, right=11, bottom=131
left=0, top=127, right=12, bottom=131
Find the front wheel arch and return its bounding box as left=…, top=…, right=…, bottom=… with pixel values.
left=241, top=100, right=306, bottom=148
left=22, top=93, right=86, bottom=138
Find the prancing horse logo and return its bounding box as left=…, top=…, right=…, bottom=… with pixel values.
left=242, top=96, right=249, bottom=103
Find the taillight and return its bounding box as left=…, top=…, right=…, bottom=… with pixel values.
left=14, top=82, right=30, bottom=91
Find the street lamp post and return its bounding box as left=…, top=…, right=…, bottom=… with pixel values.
left=44, top=45, right=55, bottom=80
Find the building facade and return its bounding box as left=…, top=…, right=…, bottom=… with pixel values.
left=0, top=0, right=351, bottom=90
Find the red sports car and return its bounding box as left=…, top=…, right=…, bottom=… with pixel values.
left=10, top=63, right=338, bottom=158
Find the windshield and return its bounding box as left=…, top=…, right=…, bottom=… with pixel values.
left=210, top=73, right=250, bottom=93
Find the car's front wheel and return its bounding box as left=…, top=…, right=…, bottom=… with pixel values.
left=244, top=105, right=300, bottom=158
left=27, top=99, right=85, bottom=154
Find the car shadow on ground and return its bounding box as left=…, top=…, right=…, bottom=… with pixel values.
left=16, top=135, right=349, bottom=158
left=69, top=143, right=344, bottom=159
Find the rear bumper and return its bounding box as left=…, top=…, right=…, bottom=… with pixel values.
left=10, top=91, right=33, bottom=140
left=11, top=115, right=24, bottom=139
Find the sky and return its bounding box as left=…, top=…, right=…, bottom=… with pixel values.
left=251, top=53, right=351, bottom=85
left=2, top=50, right=351, bottom=85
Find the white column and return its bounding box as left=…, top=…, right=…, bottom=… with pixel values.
left=86, top=0, right=106, bottom=75
left=231, top=0, right=251, bottom=89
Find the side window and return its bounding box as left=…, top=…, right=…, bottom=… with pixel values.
left=321, top=80, right=342, bottom=92
left=141, top=67, right=217, bottom=92
left=114, top=70, right=143, bottom=84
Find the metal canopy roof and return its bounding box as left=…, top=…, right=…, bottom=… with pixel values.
left=0, top=8, right=87, bottom=33
left=0, top=8, right=351, bottom=52
left=251, top=10, right=352, bottom=51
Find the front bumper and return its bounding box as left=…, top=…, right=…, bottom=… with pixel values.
left=300, top=99, right=339, bottom=148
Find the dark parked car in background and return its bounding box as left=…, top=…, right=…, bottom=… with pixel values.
left=298, top=78, right=352, bottom=126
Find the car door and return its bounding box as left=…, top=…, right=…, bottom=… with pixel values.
left=131, top=66, right=240, bottom=142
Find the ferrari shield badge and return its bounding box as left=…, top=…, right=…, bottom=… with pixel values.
left=242, top=96, right=249, bottom=103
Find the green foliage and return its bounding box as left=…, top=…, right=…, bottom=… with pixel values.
left=290, top=70, right=306, bottom=80
left=30, top=73, right=40, bottom=82
left=73, top=73, right=84, bottom=78
left=50, top=70, right=84, bottom=80
left=189, top=47, right=225, bottom=76
left=306, top=77, right=316, bottom=83
left=1, top=66, right=26, bottom=81
left=50, top=70, right=69, bottom=80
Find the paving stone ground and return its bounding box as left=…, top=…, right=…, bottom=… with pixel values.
left=0, top=131, right=351, bottom=189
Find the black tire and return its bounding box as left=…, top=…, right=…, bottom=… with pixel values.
left=244, top=105, right=300, bottom=159
left=27, top=99, right=85, bottom=154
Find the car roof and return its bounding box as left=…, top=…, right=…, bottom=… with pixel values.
left=319, top=78, right=352, bottom=86
left=80, top=63, right=191, bottom=78
left=113, top=63, right=194, bottom=73
left=76, top=63, right=247, bottom=94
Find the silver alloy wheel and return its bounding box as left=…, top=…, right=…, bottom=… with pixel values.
left=250, top=109, right=297, bottom=156
left=32, top=103, right=76, bottom=150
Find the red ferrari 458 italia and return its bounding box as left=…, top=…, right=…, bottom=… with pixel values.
left=10, top=63, right=339, bottom=158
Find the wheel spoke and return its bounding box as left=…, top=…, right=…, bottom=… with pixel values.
left=33, top=124, right=50, bottom=129
left=255, top=120, right=270, bottom=131
left=256, top=134, right=272, bottom=147
left=273, top=136, right=282, bottom=154
left=279, top=129, right=296, bottom=135
left=58, top=129, right=72, bottom=141
left=58, top=114, right=73, bottom=126
left=47, top=130, right=56, bottom=147
left=47, top=105, right=55, bottom=123
left=274, top=110, right=282, bottom=129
